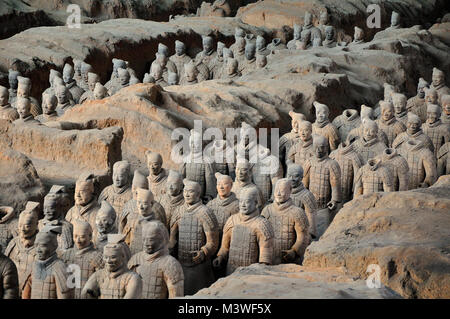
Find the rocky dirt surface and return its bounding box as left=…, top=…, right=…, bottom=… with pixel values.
left=303, top=175, right=450, bottom=299
left=191, top=263, right=401, bottom=298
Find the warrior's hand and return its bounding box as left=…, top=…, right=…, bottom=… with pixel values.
left=192, top=250, right=205, bottom=264
left=281, top=249, right=296, bottom=262
left=213, top=255, right=225, bottom=268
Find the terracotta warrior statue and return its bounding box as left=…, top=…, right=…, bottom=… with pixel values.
left=302, top=12, right=322, bottom=45
left=231, top=158, right=264, bottom=210
left=169, top=40, right=192, bottom=83
left=266, top=38, right=287, bottom=53
left=79, top=72, right=100, bottom=103
left=392, top=93, right=408, bottom=126
left=251, top=146, right=283, bottom=204
left=93, top=82, right=108, bottom=100
left=322, top=26, right=337, bottom=48
left=61, top=220, right=103, bottom=299
left=0, top=206, right=16, bottom=254
left=0, top=85, right=19, bottom=122
left=36, top=93, right=58, bottom=123
left=79, top=62, right=93, bottom=91
left=73, top=59, right=84, bottom=88
left=108, top=67, right=130, bottom=96
left=312, top=101, right=340, bottom=151
left=195, top=36, right=218, bottom=79
left=233, top=37, right=246, bottom=67
left=386, top=11, right=401, bottom=31
left=22, top=225, right=74, bottom=299
left=5, top=203, right=39, bottom=293
left=303, top=135, right=342, bottom=225
left=256, top=35, right=270, bottom=56
left=425, top=87, right=439, bottom=106
left=352, top=119, right=387, bottom=164
left=224, top=58, right=241, bottom=79
left=39, top=187, right=74, bottom=251
left=230, top=27, right=246, bottom=57
left=208, top=139, right=235, bottom=179
left=169, top=179, right=219, bottom=295
left=437, top=142, right=450, bottom=176
left=181, top=129, right=217, bottom=203
left=354, top=158, right=394, bottom=196
left=213, top=188, right=273, bottom=275
left=150, top=62, right=168, bottom=87
left=280, top=111, right=305, bottom=168
left=207, top=173, right=239, bottom=239
left=375, top=148, right=409, bottom=191
left=261, top=179, right=309, bottom=265
left=8, top=69, right=20, bottom=105
left=240, top=42, right=257, bottom=75
left=82, top=234, right=142, bottom=299
left=329, top=140, right=364, bottom=203
left=287, top=120, right=314, bottom=168
left=256, top=54, right=267, bottom=69
left=15, top=76, right=41, bottom=117
left=128, top=221, right=184, bottom=299
left=180, top=61, right=199, bottom=85
left=167, top=71, right=179, bottom=86
left=407, top=77, right=429, bottom=122
left=440, top=95, right=450, bottom=124
left=66, top=174, right=101, bottom=231
left=63, top=63, right=84, bottom=104
left=430, top=67, right=450, bottom=104
left=145, top=152, right=168, bottom=202
left=105, top=58, right=126, bottom=91
left=393, top=112, right=434, bottom=154
left=98, top=160, right=132, bottom=229
left=373, top=83, right=397, bottom=119
left=422, top=103, right=449, bottom=157
left=13, top=97, right=40, bottom=125
left=286, top=164, right=318, bottom=238
left=287, top=24, right=302, bottom=50
left=43, top=70, right=63, bottom=97
left=332, top=109, right=361, bottom=143
left=377, top=100, right=406, bottom=147
left=352, top=26, right=365, bottom=44
left=0, top=245, right=19, bottom=299
left=397, top=140, right=437, bottom=189
left=124, top=188, right=166, bottom=256
left=93, top=200, right=117, bottom=253
left=55, top=84, right=75, bottom=115
left=159, top=170, right=185, bottom=230
left=347, top=105, right=389, bottom=145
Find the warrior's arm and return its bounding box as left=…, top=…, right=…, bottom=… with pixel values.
left=81, top=272, right=100, bottom=299
left=124, top=274, right=143, bottom=299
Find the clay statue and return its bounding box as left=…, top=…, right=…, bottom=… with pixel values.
left=303, top=135, right=342, bottom=225
left=79, top=62, right=93, bottom=92
left=322, top=26, right=337, bottom=48
left=224, top=58, right=241, bottom=79
left=181, top=61, right=199, bottom=85
left=299, top=27, right=312, bottom=50
left=352, top=26, right=365, bottom=44
left=286, top=164, right=318, bottom=238
left=332, top=109, right=361, bottom=143
left=407, top=77, right=429, bottom=122
left=128, top=221, right=184, bottom=299
left=0, top=85, right=19, bottom=122
left=73, top=59, right=84, bottom=88
left=146, top=152, right=168, bottom=202
left=375, top=148, right=409, bottom=191
left=181, top=129, right=217, bottom=202
left=280, top=111, right=305, bottom=167
left=231, top=158, right=264, bottom=210
left=15, top=76, right=41, bottom=117
left=42, top=69, right=62, bottom=97
left=430, top=67, right=450, bottom=104
left=287, top=120, right=315, bottom=168
left=38, top=188, right=74, bottom=251
left=110, top=67, right=130, bottom=95
left=93, top=200, right=118, bottom=253
left=35, top=93, right=58, bottom=123
left=61, top=220, right=103, bottom=299
left=8, top=69, right=20, bottom=106
left=63, top=63, right=84, bottom=104
left=66, top=174, right=101, bottom=231
left=167, top=71, right=179, bottom=86
left=393, top=112, right=435, bottom=154
left=105, top=58, right=126, bottom=91
left=236, top=121, right=258, bottom=162
left=169, top=40, right=192, bottom=83
left=287, top=24, right=302, bottom=50
left=230, top=27, right=246, bottom=57
left=0, top=246, right=19, bottom=299
left=256, top=36, right=270, bottom=56
left=143, top=73, right=154, bottom=84
left=150, top=62, right=168, bottom=87
left=352, top=119, right=388, bottom=164
left=302, top=12, right=322, bottom=46
left=377, top=101, right=406, bottom=147
left=256, top=54, right=267, bottom=69
left=157, top=43, right=177, bottom=75
left=0, top=206, right=16, bottom=254
left=329, top=141, right=364, bottom=202
left=392, top=93, right=408, bottom=126
left=159, top=170, right=185, bottom=230
left=55, top=84, right=75, bottom=115
left=5, top=203, right=40, bottom=293
left=213, top=187, right=273, bottom=275
left=354, top=158, right=394, bottom=196
left=207, top=172, right=239, bottom=237
left=98, top=160, right=132, bottom=230
left=437, top=142, right=450, bottom=176
left=318, top=10, right=330, bottom=38
left=373, top=83, right=398, bottom=119
left=422, top=103, right=450, bottom=157
left=347, top=105, right=389, bottom=146
left=397, top=139, right=437, bottom=189
left=312, top=101, right=340, bottom=151
left=441, top=95, right=450, bottom=124
left=93, top=82, right=108, bottom=100
left=22, top=225, right=74, bottom=299
left=266, top=38, right=287, bottom=53
left=425, top=87, right=439, bottom=105
left=169, top=179, right=219, bottom=295
left=241, top=42, right=257, bottom=74
left=79, top=72, right=100, bottom=103
left=195, top=36, right=218, bottom=79
left=13, top=97, right=40, bottom=125
left=233, top=37, right=246, bottom=67
left=251, top=146, right=283, bottom=204
left=81, top=234, right=142, bottom=299
left=261, top=178, right=309, bottom=264
left=386, top=11, right=401, bottom=31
